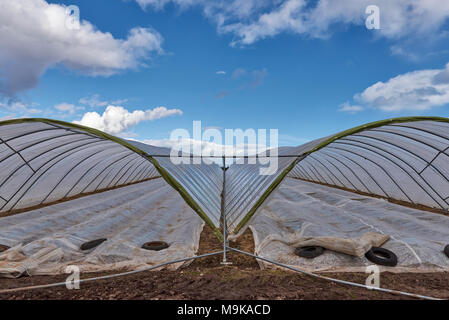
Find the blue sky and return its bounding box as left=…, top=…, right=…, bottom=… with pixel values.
left=2, top=0, right=449, bottom=147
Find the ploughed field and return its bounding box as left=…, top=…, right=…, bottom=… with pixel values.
left=0, top=226, right=448, bottom=300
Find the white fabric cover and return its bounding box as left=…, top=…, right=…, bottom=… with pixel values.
left=249, top=178, right=449, bottom=272
left=0, top=179, right=204, bottom=277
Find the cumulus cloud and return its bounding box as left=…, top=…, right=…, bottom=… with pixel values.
left=135, top=0, right=449, bottom=46
left=346, top=63, right=449, bottom=112
left=0, top=0, right=164, bottom=97
left=79, top=94, right=130, bottom=108
left=338, top=102, right=364, bottom=113
left=79, top=94, right=109, bottom=108
left=73, top=105, right=183, bottom=134
left=54, top=103, right=76, bottom=114
left=0, top=101, right=42, bottom=116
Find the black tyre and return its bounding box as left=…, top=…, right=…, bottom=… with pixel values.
left=444, top=245, right=449, bottom=258
left=0, top=244, right=9, bottom=253
left=365, top=247, right=398, bottom=267
left=80, top=238, right=107, bottom=251
left=294, top=246, right=325, bottom=259
left=142, top=241, right=169, bottom=251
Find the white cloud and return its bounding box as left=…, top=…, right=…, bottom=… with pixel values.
left=73, top=105, right=183, bottom=134
left=79, top=94, right=109, bottom=108
left=79, top=94, right=129, bottom=108
left=0, top=0, right=164, bottom=97
left=0, top=101, right=42, bottom=115
left=111, top=98, right=130, bottom=105
left=338, top=102, right=364, bottom=113
left=54, top=103, right=76, bottom=114
left=347, top=63, right=449, bottom=112
left=216, top=71, right=226, bottom=75
left=135, top=0, right=449, bottom=46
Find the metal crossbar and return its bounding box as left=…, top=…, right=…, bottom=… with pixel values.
left=147, top=155, right=300, bottom=158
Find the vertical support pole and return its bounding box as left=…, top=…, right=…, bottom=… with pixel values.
left=221, top=155, right=231, bottom=265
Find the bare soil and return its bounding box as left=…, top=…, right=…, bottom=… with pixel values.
left=0, top=226, right=448, bottom=300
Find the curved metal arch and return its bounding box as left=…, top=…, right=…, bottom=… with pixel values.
left=0, top=118, right=221, bottom=236
left=392, top=123, right=449, bottom=142
left=0, top=137, right=36, bottom=173
left=313, top=149, right=374, bottom=194
left=305, top=155, right=343, bottom=187
left=307, top=154, right=347, bottom=188
left=302, top=117, right=449, bottom=157
left=325, top=144, right=413, bottom=203
left=65, top=149, right=135, bottom=198
left=332, top=140, right=444, bottom=208
left=39, top=144, right=124, bottom=205
left=1, top=140, right=108, bottom=211
left=352, top=131, right=431, bottom=168
left=2, top=138, right=101, bottom=191
left=302, top=159, right=332, bottom=185
left=339, top=136, right=448, bottom=207
left=122, top=158, right=154, bottom=185
left=114, top=157, right=149, bottom=187
left=0, top=118, right=151, bottom=158
left=131, top=162, right=159, bottom=183
left=105, top=155, right=145, bottom=189
left=232, top=117, right=449, bottom=234
left=308, top=153, right=358, bottom=191
left=92, top=155, right=140, bottom=192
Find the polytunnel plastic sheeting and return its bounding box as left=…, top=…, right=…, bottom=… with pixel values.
left=249, top=178, right=449, bottom=272
left=224, top=148, right=301, bottom=233
left=4, top=117, right=449, bottom=241
left=0, top=120, right=160, bottom=215
left=125, top=141, right=303, bottom=233
left=288, top=120, right=449, bottom=211
left=223, top=137, right=350, bottom=234
left=0, top=179, right=204, bottom=277
left=124, top=118, right=449, bottom=235
left=127, top=140, right=223, bottom=227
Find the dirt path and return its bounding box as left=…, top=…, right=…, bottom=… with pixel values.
left=0, top=226, right=448, bottom=300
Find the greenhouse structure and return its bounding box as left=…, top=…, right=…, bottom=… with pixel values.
left=0, top=117, right=449, bottom=297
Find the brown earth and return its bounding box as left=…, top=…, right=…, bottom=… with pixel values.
left=0, top=226, right=448, bottom=300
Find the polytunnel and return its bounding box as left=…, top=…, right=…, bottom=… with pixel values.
left=0, top=117, right=449, bottom=279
